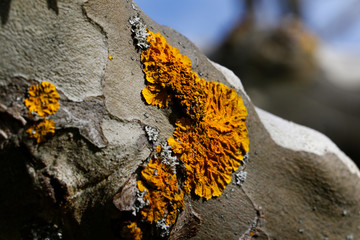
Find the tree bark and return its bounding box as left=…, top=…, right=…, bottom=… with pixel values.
left=1, top=1, right=359, bottom=239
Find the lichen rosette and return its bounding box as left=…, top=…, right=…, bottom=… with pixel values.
left=168, top=82, right=249, bottom=200
left=24, top=81, right=60, bottom=117
left=26, top=119, right=56, bottom=143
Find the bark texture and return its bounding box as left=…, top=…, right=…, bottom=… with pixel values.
left=0, top=1, right=359, bottom=239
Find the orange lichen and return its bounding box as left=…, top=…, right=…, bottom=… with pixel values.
left=137, top=157, right=184, bottom=225
left=24, top=81, right=60, bottom=117
left=141, top=30, right=249, bottom=200
left=156, top=145, right=162, bottom=153
left=26, top=119, right=56, bottom=143
left=168, top=84, right=249, bottom=199
left=120, top=221, right=142, bottom=240
left=141, top=31, right=204, bottom=113
left=24, top=81, right=60, bottom=143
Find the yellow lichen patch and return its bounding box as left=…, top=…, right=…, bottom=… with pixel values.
left=141, top=31, right=204, bottom=112
left=26, top=119, right=56, bottom=143
left=141, top=85, right=172, bottom=108
left=24, top=81, right=60, bottom=117
left=141, top=30, right=249, bottom=200
left=168, top=83, right=248, bottom=200
left=120, top=221, right=142, bottom=240
left=137, top=157, right=184, bottom=225
left=156, top=145, right=162, bottom=153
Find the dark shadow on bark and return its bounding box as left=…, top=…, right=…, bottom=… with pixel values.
left=47, top=0, right=59, bottom=15
left=0, top=0, right=11, bottom=25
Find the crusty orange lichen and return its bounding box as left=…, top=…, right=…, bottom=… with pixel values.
left=137, top=157, right=184, bottom=225
left=141, top=30, right=249, bottom=200
left=24, top=81, right=60, bottom=143
left=120, top=221, right=142, bottom=240
left=26, top=119, right=56, bottom=143
left=156, top=145, right=162, bottom=153
left=24, top=81, right=60, bottom=117
left=141, top=31, right=205, bottom=114
left=168, top=82, right=249, bottom=199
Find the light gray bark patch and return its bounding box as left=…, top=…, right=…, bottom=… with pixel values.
left=54, top=95, right=108, bottom=148
left=0, top=0, right=106, bottom=101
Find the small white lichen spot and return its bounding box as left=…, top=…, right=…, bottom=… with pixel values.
left=347, top=234, right=354, bottom=240
left=131, top=188, right=148, bottom=216
left=243, top=152, right=249, bottom=162
left=129, top=15, right=150, bottom=50
left=156, top=141, right=178, bottom=174
left=131, top=3, right=137, bottom=10
left=342, top=209, right=348, bottom=216
left=144, top=125, right=160, bottom=142
left=156, top=217, right=170, bottom=238
left=235, top=170, right=247, bottom=186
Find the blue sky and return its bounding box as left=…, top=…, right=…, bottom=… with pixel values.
left=134, top=0, right=360, bottom=53
left=134, top=0, right=242, bottom=50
